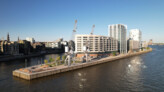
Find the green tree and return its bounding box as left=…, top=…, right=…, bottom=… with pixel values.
left=141, top=48, right=143, bottom=51
left=49, top=57, right=54, bottom=63
left=56, top=56, right=60, bottom=61
left=44, top=60, right=48, bottom=64
left=62, top=55, right=66, bottom=61
left=112, top=51, right=116, bottom=56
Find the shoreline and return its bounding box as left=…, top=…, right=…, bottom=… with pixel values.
left=13, top=49, right=152, bottom=80
left=0, top=52, right=64, bottom=62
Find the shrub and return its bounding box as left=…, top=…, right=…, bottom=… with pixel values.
left=146, top=47, right=150, bottom=50
left=75, top=61, right=81, bottom=63
left=60, top=55, right=66, bottom=64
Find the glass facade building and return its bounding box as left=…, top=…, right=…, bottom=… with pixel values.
left=108, top=24, right=127, bottom=54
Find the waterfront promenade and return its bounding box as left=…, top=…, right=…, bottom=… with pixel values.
left=13, top=49, right=152, bottom=80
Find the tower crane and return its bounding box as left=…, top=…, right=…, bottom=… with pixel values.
left=71, top=20, right=77, bottom=41
left=73, top=20, right=77, bottom=32
left=90, top=24, right=95, bottom=35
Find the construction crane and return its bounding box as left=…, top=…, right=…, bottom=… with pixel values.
left=90, top=24, right=95, bottom=35
left=71, top=20, right=77, bottom=41
left=73, top=20, right=77, bottom=32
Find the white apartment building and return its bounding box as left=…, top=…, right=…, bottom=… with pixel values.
left=129, top=29, right=142, bottom=48
left=26, top=37, right=35, bottom=44
left=75, top=34, right=118, bottom=53
left=108, top=24, right=127, bottom=54
left=45, top=42, right=61, bottom=48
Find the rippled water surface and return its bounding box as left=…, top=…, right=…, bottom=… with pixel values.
left=0, top=45, right=164, bottom=92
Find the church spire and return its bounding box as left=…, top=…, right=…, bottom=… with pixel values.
left=7, top=32, right=10, bottom=42
left=18, top=36, right=19, bottom=42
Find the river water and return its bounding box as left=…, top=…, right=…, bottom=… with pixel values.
left=0, top=45, right=164, bottom=92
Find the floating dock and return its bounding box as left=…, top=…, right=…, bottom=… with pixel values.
left=13, top=49, right=152, bottom=80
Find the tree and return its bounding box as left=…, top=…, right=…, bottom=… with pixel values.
left=49, top=57, right=54, bottom=63
left=112, top=51, right=116, bottom=56
left=141, top=48, right=143, bottom=51
left=56, top=56, right=60, bottom=61
left=62, top=55, right=66, bottom=61
left=44, top=60, right=48, bottom=64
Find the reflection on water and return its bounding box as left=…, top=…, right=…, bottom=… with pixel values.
left=127, top=56, right=143, bottom=74
left=0, top=46, right=164, bottom=92
left=125, top=56, right=144, bottom=91
left=76, top=72, right=87, bottom=89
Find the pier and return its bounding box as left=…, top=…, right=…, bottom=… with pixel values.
left=13, top=49, right=152, bottom=80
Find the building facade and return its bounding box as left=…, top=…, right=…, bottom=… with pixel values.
left=129, top=29, right=142, bottom=49
left=108, top=24, right=127, bottom=54
left=148, top=39, right=153, bottom=45
left=45, top=42, right=56, bottom=48
left=45, top=42, right=62, bottom=49
left=127, top=39, right=140, bottom=52
left=75, top=34, right=118, bottom=53
left=26, top=37, right=35, bottom=44
left=0, top=33, right=19, bottom=55
left=18, top=40, right=32, bottom=55
left=142, top=41, right=148, bottom=48
left=0, top=41, right=19, bottom=55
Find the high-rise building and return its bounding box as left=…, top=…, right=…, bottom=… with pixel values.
left=129, top=29, right=142, bottom=48
left=108, top=24, right=127, bottom=54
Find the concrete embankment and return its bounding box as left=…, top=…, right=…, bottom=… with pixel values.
left=13, top=49, right=152, bottom=80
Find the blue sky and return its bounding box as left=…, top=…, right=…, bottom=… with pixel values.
left=0, top=0, right=164, bottom=42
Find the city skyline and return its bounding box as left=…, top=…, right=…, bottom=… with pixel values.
left=0, top=0, right=164, bottom=42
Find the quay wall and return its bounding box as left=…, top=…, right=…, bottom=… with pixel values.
left=13, top=49, right=152, bottom=80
